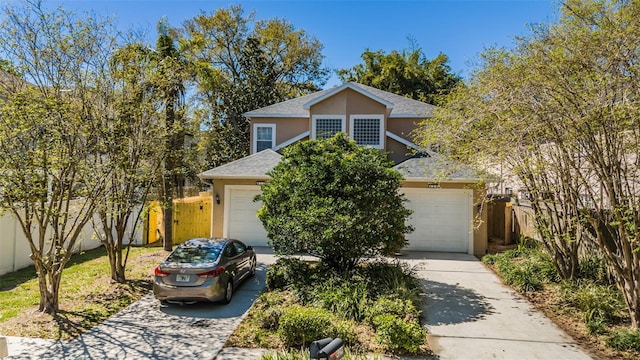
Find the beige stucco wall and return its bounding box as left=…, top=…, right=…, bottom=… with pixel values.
left=249, top=117, right=309, bottom=154
left=311, top=88, right=388, bottom=118
left=401, top=180, right=488, bottom=257
left=386, top=137, right=414, bottom=164
left=247, top=89, right=434, bottom=164
left=310, top=88, right=389, bottom=149
left=387, top=118, right=422, bottom=139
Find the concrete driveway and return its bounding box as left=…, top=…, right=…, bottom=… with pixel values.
left=398, top=252, right=594, bottom=360
left=4, top=249, right=277, bottom=360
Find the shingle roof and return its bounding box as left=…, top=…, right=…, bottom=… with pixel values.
left=393, top=152, right=482, bottom=182
left=243, top=82, right=435, bottom=119
left=198, top=149, right=282, bottom=180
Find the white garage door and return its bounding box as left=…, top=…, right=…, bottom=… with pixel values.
left=403, top=188, right=472, bottom=253
left=224, top=186, right=268, bottom=246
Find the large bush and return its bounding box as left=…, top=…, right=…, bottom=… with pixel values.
left=257, top=133, right=413, bottom=271
left=277, top=305, right=357, bottom=347
left=372, top=314, right=426, bottom=353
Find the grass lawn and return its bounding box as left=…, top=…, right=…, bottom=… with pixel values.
left=0, top=245, right=168, bottom=340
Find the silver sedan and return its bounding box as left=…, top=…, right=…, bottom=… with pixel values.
left=153, top=238, right=257, bottom=305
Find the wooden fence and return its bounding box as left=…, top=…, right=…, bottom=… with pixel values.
left=146, top=192, right=212, bottom=245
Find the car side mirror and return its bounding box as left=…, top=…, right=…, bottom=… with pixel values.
left=246, top=246, right=253, bottom=251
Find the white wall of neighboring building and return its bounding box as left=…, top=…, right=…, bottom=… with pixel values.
left=0, top=204, right=144, bottom=276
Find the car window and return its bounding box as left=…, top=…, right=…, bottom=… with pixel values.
left=166, top=246, right=221, bottom=264
left=233, top=241, right=246, bottom=255
left=223, top=244, right=237, bottom=258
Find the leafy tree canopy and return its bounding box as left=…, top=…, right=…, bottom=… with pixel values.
left=337, top=43, right=461, bottom=105
left=257, top=134, right=413, bottom=272
left=180, top=5, right=329, bottom=169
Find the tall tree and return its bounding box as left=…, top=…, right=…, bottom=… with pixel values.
left=90, top=41, right=164, bottom=282
left=418, top=0, right=640, bottom=327
left=180, top=5, right=329, bottom=169
left=337, top=45, right=461, bottom=105
left=151, top=18, right=191, bottom=251
left=0, top=0, right=116, bottom=314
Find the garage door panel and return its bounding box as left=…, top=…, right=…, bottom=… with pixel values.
left=403, top=188, right=472, bottom=252
left=225, top=187, right=268, bottom=246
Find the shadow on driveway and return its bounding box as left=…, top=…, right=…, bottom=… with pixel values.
left=421, top=279, right=495, bottom=326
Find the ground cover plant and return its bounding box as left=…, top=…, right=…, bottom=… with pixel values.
left=483, top=244, right=638, bottom=359
left=0, top=245, right=167, bottom=339
left=228, top=257, right=430, bottom=356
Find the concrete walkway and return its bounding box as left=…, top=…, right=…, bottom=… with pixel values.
left=399, top=252, right=594, bottom=360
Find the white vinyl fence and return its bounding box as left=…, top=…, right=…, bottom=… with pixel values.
left=0, top=204, right=144, bottom=276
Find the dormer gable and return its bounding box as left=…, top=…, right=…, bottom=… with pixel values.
left=244, top=82, right=434, bottom=162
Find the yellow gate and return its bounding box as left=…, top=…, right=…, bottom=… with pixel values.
left=146, top=193, right=212, bottom=245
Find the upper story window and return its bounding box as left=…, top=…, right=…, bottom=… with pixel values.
left=312, top=115, right=346, bottom=140
left=253, top=124, right=276, bottom=153
left=350, top=114, right=384, bottom=149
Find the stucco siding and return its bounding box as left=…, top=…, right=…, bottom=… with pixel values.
left=388, top=118, right=422, bottom=140
left=311, top=88, right=388, bottom=142
left=249, top=117, right=309, bottom=154
left=386, top=137, right=415, bottom=164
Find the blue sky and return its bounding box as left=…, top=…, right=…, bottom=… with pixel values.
left=39, top=0, right=560, bottom=88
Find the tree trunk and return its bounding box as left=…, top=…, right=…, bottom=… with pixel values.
left=619, top=274, right=640, bottom=328
left=34, top=259, right=62, bottom=315
left=163, top=189, right=173, bottom=251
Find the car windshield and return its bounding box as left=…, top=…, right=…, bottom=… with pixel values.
left=166, top=246, right=221, bottom=264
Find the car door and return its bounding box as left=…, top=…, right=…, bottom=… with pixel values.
left=232, top=241, right=251, bottom=279
left=222, top=243, right=239, bottom=285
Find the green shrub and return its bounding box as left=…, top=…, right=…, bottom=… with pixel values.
left=529, top=251, right=560, bottom=283
left=331, top=318, right=359, bottom=346
left=365, top=296, right=420, bottom=324
left=266, top=257, right=314, bottom=291
left=277, top=306, right=335, bottom=346
left=578, top=255, right=609, bottom=285
left=358, top=261, right=423, bottom=307
left=260, top=307, right=284, bottom=330
left=585, top=318, right=608, bottom=335
left=482, top=253, right=499, bottom=264
left=498, top=259, right=543, bottom=292
left=372, top=314, right=426, bottom=353
left=559, top=281, right=625, bottom=323
left=606, top=329, right=640, bottom=352
left=313, top=279, right=370, bottom=322
left=500, top=244, right=532, bottom=259
left=492, top=246, right=559, bottom=292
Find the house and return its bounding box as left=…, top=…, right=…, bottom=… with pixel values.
left=199, top=82, right=488, bottom=256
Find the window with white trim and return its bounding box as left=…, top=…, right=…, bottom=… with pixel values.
left=253, top=124, right=276, bottom=153
left=350, top=114, right=384, bottom=149
left=312, top=115, right=346, bottom=140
